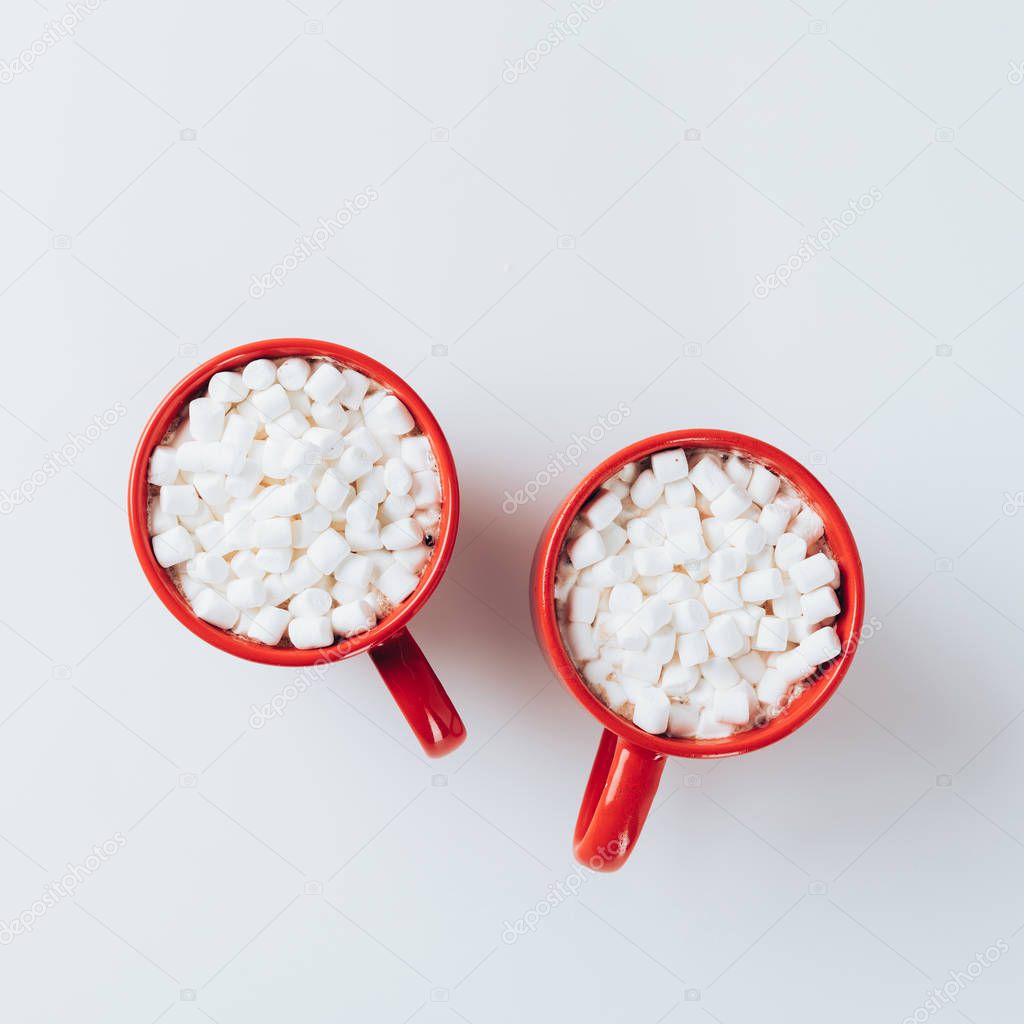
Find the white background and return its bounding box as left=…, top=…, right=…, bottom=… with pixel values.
left=1, top=1, right=1022, bottom=1021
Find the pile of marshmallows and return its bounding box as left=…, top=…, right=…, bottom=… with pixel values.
left=147, top=356, right=442, bottom=649
left=556, top=448, right=842, bottom=739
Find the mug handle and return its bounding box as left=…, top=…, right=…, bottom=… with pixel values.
left=573, top=729, right=666, bottom=871
left=369, top=626, right=466, bottom=758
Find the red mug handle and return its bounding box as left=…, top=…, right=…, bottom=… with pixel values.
left=369, top=627, right=466, bottom=758
left=574, top=729, right=666, bottom=871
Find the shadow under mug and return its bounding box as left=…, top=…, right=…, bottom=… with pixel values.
left=531, top=430, right=865, bottom=871
left=128, top=337, right=466, bottom=758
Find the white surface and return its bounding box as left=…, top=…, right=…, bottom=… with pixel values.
left=1, top=1, right=1022, bottom=1021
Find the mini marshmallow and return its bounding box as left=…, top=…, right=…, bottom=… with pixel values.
left=661, top=660, right=701, bottom=697
left=376, top=563, right=419, bottom=605
left=311, top=402, right=347, bottom=430
left=791, top=507, right=824, bottom=544
left=714, top=681, right=756, bottom=726
left=288, top=616, right=334, bottom=650
left=655, top=573, right=700, bottom=602
left=272, top=480, right=316, bottom=516
left=188, top=398, right=225, bottom=442
left=632, top=687, right=671, bottom=734
left=411, top=471, right=442, bottom=509
left=689, top=455, right=730, bottom=500
left=332, top=599, right=376, bottom=637
left=758, top=501, right=792, bottom=543
left=678, top=630, right=709, bottom=668
left=672, top=598, right=709, bottom=633
left=733, top=650, right=766, bottom=684
left=208, top=372, right=249, bottom=404
left=747, top=464, right=780, bottom=506
left=316, top=470, right=352, bottom=512
left=710, top=484, right=752, bottom=521
left=568, top=528, right=606, bottom=570
left=248, top=605, right=291, bottom=645
left=636, top=596, right=672, bottom=635
left=789, top=552, right=837, bottom=594
left=650, top=448, right=689, bottom=483
left=667, top=704, right=701, bottom=738
left=567, top=586, right=600, bottom=624
left=150, top=506, right=178, bottom=535
left=148, top=446, right=179, bottom=486
left=725, top=455, right=751, bottom=488
left=253, top=517, right=293, bottom=549
left=339, top=369, right=370, bottom=409
left=250, top=383, right=291, bottom=420
left=193, top=589, right=239, bottom=630
left=255, top=547, right=293, bottom=574
left=303, top=362, right=347, bottom=404
left=230, top=550, right=262, bottom=578
left=664, top=479, right=696, bottom=507
left=756, top=668, right=790, bottom=706
left=702, top=656, right=740, bottom=690
left=384, top=457, right=413, bottom=497
left=754, top=616, right=789, bottom=652
left=627, top=517, right=665, bottom=548
left=724, top=519, right=766, bottom=556
left=772, top=583, right=803, bottom=619
left=609, top=583, right=644, bottom=614
left=242, top=358, right=277, bottom=391
left=366, top=394, right=415, bottom=436
left=277, top=357, right=310, bottom=391
left=153, top=525, right=195, bottom=567
left=739, top=568, right=784, bottom=603
left=222, top=414, right=257, bottom=452
left=307, top=528, right=351, bottom=575
left=775, top=648, right=813, bottom=684
left=630, top=469, right=663, bottom=510
left=709, top=547, right=746, bottom=582
left=623, top=651, right=662, bottom=685
left=582, top=489, right=623, bottom=530
left=288, top=587, right=332, bottom=618
left=702, top=579, right=742, bottom=613
left=345, top=521, right=382, bottom=552
left=566, top=621, right=599, bottom=661
left=773, top=532, right=807, bottom=571
left=705, top=615, right=745, bottom=658
left=160, top=484, right=199, bottom=516
left=634, top=546, right=672, bottom=577
left=380, top=518, right=424, bottom=551
left=226, top=576, right=265, bottom=608
left=400, top=435, right=434, bottom=472
left=801, top=586, right=841, bottom=624
left=788, top=616, right=814, bottom=643
left=798, top=626, right=841, bottom=666
left=600, top=523, right=628, bottom=556
left=381, top=493, right=416, bottom=523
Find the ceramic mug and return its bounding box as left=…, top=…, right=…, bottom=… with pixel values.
left=531, top=430, right=865, bottom=870
left=129, top=337, right=466, bottom=757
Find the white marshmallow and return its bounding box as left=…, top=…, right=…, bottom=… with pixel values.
left=567, top=586, right=600, bottom=624
left=705, top=615, right=745, bottom=658
left=307, top=528, right=351, bottom=574
left=332, top=599, right=377, bottom=637
left=664, top=478, right=696, bottom=507
left=710, top=484, right=752, bottom=521
left=208, top=371, right=249, bottom=404
left=366, top=394, right=415, bottom=436
left=709, top=547, right=746, bottom=582
left=288, top=587, right=332, bottom=618
left=798, top=626, right=842, bottom=666
left=380, top=518, right=424, bottom=551
left=634, top=546, right=672, bottom=577
left=758, top=501, right=792, bottom=543
left=747, top=464, right=780, bottom=506
left=188, top=398, right=226, bottom=442
left=790, top=507, right=824, bottom=544
left=303, top=362, right=346, bottom=404
left=411, top=471, right=441, bottom=509
left=636, top=596, right=672, bottom=635
left=672, top=598, right=709, bottom=633
left=400, top=435, right=434, bottom=472
left=660, top=660, right=700, bottom=697
left=772, top=583, right=803, bottom=619
left=650, top=448, right=689, bottom=483
left=153, top=525, right=195, bottom=567
left=582, top=489, right=623, bottom=531
left=193, top=588, right=239, bottom=629
left=733, top=650, right=766, bottom=684
left=609, top=583, right=643, bottom=614
left=160, top=484, right=199, bottom=516
left=288, top=616, right=334, bottom=649
left=739, top=568, right=784, bottom=603
left=789, top=552, right=837, bottom=594
left=272, top=480, right=316, bottom=516
left=630, top=469, right=663, bottom=510
left=255, top=547, right=293, bottom=574
left=568, top=528, right=606, bottom=570
left=376, top=563, right=419, bottom=605
left=801, top=586, right=841, bottom=625
left=667, top=704, right=701, bottom=738
left=226, top=576, right=265, bottom=608
left=724, top=455, right=751, bottom=488
left=339, top=369, right=370, bottom=409
left=242, top=359, right=277, bottom=391
left=702, top=579, right=741, bottom=613
left=776, top=648, right=813, bottom=684
left=384, top=457, right=413, bottom=497
left=754, top=615, right=788, bottom=652
left=714, top=681, right=756, bottom=726
left=345, top=521, right=382, bottom=552
left=316, top=470, right=352, bottom=512
left=774, top=532, right=807, bottom=571
left=632, top=687, right=671, bottom=734
left=148, top=446, right=179, bottom=486
left=702, top=656, right=740, bottom=690
left=756, top=668, right=790, bottom=706
left=248, top=605, right=291, bottom=645
left=253, top=517, right=293, bottom=548
left=689, top=455, right=730, bottom=500
left=724, top=519, right=766, bottom=556
left=277, top=357, right=310, bottom=391
left=677, top=631, right=709, bottom=667
left=250, top=384, right=291, bottom=420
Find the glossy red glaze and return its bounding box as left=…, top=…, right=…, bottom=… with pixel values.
left=531, top=430, right=865, bottom=870
left=129, top=338, right=466, bottom=757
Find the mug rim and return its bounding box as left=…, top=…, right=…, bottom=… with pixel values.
left=531, top=429, right=865, bottom=758
left=128, top=337, right=460, bottom=666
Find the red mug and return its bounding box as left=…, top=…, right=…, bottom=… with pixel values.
left=531, top=430, right=865, bottom=871
left=129, top=338, right=467, bottom=758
